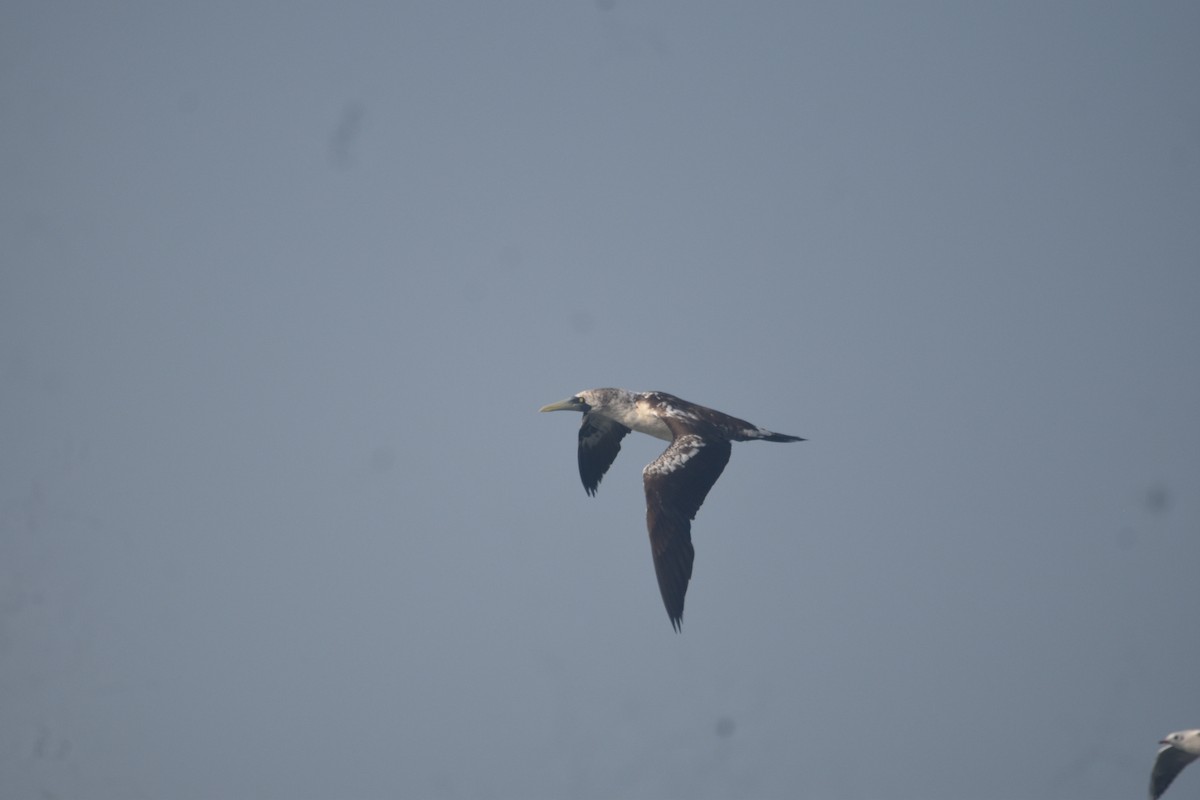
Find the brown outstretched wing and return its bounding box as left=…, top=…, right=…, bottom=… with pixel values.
left=578, top=413, right=630, bottom=496
left=642, top=432, right=731, bottom=631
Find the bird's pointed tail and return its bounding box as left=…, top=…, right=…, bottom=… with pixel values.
left=752, top=429, right=805, bottom=443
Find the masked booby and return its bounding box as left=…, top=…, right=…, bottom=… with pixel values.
left=540, top=388, right=804, bottom=631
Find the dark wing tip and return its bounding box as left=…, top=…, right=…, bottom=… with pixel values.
left=648, top=506, right=693, bottom=635
left=579, top=465, right=604, bottom=496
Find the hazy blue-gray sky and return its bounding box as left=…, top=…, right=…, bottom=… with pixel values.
left=3, top=3, right=1199, bottom=798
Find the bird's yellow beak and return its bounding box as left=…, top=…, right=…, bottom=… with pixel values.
left=539, top=397, right=580, bottom=413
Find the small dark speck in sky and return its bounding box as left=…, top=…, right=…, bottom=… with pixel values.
left=329, top=102, right=366, bottom=168
left=716, top=716, right=736, bottom=738
left=1142, top=483, right=1171, bottom=515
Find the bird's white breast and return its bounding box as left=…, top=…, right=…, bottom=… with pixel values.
left=603, top=398, right=673, bottom=441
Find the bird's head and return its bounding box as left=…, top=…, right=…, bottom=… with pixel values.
left=539, top=392, right=591, bottom=414
left=540, top=388, right=627, bottom=415
left=1161, top=730, right=1200, bottom=747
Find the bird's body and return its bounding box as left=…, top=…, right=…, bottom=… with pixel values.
left=540, top=388, right=804, bottom=631
left=1151, top=729, right=1200, bottom=800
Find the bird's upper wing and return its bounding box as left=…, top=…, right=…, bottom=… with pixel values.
left=642, top=432, right=731, bottom=631
left=1151, top=744, right=1200, bottom=800
left=578, top=413, right=631, bottom=496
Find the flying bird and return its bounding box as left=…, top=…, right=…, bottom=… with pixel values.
left=540, top=388, right=804, bottom=631
left=1150, top=729, right=1200, bottom=800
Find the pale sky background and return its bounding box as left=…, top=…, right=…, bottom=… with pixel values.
left=3, top=3, right=1199, bottom=799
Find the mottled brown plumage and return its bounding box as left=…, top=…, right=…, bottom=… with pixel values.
left=541, top=388, right=804, bottom=631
